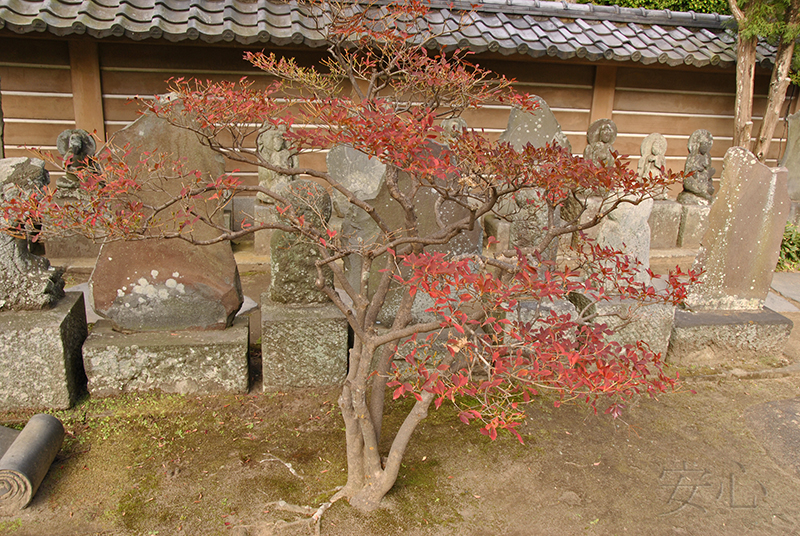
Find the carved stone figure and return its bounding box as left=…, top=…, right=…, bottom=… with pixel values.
left=256, top=124, right=299, bottom=204
left=441, top=117, right=467, bottom=146
left=55, top=129, right=96, bottom=198
left=638, top=133, right=667, bottom=180
left=677, top=129, right=715, bottom=205
left=638, top=133, right=668, bottom=199
left=0, top=158, right=65, bottom=310
left=583, top=119, right=617, bottom=166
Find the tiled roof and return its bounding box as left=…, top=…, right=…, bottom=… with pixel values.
left=0, top=0, right=777, bottom=68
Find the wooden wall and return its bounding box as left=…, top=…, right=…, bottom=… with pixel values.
left=2, top=35, right=793, bottom=194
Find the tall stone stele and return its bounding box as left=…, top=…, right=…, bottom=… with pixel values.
left=0, top=157, right=87, bottom=410
left=669, top=147, right=794, bottom=366
left=82, top=105, right=249, bottom=396
left=261, top=180, right=349, bottom=388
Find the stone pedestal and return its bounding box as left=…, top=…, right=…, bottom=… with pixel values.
left=517, top=298, right=675, bottom=356
left=0, top=292, right=87, bottom=410
left=83, top=316, right=249, bottom=396
left=261, top=298, right=349, bottom=388
left=596, top=300, right=676, bottom=357
left=677, top=204, right=710, bottom=248
left=648, top=200, right=682, bottom=249
left=666, top=308, right=793, bottom=367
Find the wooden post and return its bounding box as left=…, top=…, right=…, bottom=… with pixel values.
left=589, top=65, right=617, bottom=124
left=68, top=40, right=105, bottom=141
left=0, top=75, right=4, bottom=159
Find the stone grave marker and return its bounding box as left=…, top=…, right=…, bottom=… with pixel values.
left=669, top=147, right=793, bottom=366
left=0, top=157, right=87, bottom=410
left=261, top=180, right=348, bottom=388
left=83, top=108, right=249, bottom=396
left=331, top=141, right=483, bottom=324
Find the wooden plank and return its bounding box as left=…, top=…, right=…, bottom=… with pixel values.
left=1, top=95, right=75, bottom=121
left=589, top=65, right=617, bottom=124
left=69, top=40, right=106, bottom=140
left=612, top=113, right=734, bottom=137
left=0, top=66, right=72, bottom=93
left=99, top=71, right=277, bottom=98
left=511, top=86, right=594, bottom=109
left=99, top=42, right=329, bottom=72
left=487, top=58, right=595, bottom=87
left=3, top=122, right=72, bottom=146
left=0, top=37, right=71, bottom=66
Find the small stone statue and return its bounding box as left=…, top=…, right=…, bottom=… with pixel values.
left=0, top=158, right=65, bottom=310
left=583, top=119, right=617, bottom=166
left=256, top=124, right=299, bottom=204
left=270, top=180, right=334, bottom=304
left=56, top=129, right=96, bottom=199
left=638, top=133, right=668, bottom=199
left=441, top=117, right=467, bottom=146
left=678, top=129, right=715, bottom=205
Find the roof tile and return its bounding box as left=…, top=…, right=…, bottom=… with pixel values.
left=0, top=0, right=778, bottom=67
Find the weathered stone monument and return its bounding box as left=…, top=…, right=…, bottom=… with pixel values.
left=253, top=124, right=299, bottom=254
left=496, top=98, right=571, bottom=257
left=331, top=141, right=482, bottom=324
left=261, top=180, right=349, bottom=388
left=676, top=129, right=715, bottom=248
left=668, top=147, right=793, bottom=366
left=583, top=119, right=617, bottom=167
left=780, top=110, right=800, bottom=226
left=641, top=133, right=683, bottom=249
left=499, top=97, right=572, bottom=152
left=44, top=129, right=104, bottom=259
left=55, top=128, right=96, bottom=199
left=82, top=108, right=249, bottom=396
left=0, top=157, right=87, bottom=410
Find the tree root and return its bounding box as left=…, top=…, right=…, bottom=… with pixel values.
left=245, top=486, right=342, bottom=536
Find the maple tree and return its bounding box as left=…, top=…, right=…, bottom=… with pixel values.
left=7, top=0, right=696, bottom=516
left=729, top=0, right=800, bottom=160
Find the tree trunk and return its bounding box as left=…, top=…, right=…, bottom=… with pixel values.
left=753, top=0, right=800, bottom=162
left=733, top=34, right=757, bottom=150
left=730, top=0, right=756, bottom=151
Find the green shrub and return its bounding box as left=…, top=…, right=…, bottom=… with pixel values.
left=777, top=222, right=800, bottom=271
left=575, top=0, right=730, bottom=14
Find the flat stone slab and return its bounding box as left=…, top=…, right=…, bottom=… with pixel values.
left=83, top=317, right=249, bottom=396
left=745, top=398, right=800, bottom=478
left=666, top=307, right=793, bottom=367
left=771, top=272, right=800, bottom=304
left=0, top=292, right=87, bottom=410
left=261, top=298, right=348, bottom=388
left=766, top=291, right=800, bottom=313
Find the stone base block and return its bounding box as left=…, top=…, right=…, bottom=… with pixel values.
left=596, top=300, right=676, bottom=357
left=516, top=298, right=675, bottom=356
left=44, top=234, right=102, bottom=259
left=0, top=292, right=88, bottom=410
left=261, top=299, right=348, bottom=388
left=677, top=204, right=710, bottom=248
left=666, top=307, right=793, bottom=367
left=83, top=316, right=249, bottom=396
left=648, top=200, right=682, bottom=249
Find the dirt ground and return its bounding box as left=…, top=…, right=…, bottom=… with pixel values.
left=2, top=272, right=800, bottom=536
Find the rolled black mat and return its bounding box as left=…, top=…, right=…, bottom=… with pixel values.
left=0, top=414, right=65, bottom=514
